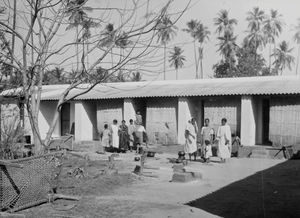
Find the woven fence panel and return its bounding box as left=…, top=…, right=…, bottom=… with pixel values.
left=269, top=97, right=300, bottom=146
left=0, top=153, right=61, bottom=212
left=204, top=97, right=241, bottom=136
left=146, top=98, right=178, bottom=144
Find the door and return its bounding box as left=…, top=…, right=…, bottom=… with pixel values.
left=262, top=99, right=270, bottom=144
left=61, top=103, right=70, bottom=136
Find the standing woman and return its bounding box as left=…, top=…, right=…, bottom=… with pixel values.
left=111, top=119, right=120, bottom=152
left=184, top=120, right=197, bottom=161
left=215, top=118, right=232, bottom=163
left=119, top=120, right=129, bottom=152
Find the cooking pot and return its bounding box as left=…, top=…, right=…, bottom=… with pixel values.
left=178, top=151, right=185, bottom=159
left=147, top=151, right=155, bottom=157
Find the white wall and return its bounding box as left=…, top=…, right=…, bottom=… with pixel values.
left=123, top=99, right=135, bottom=123
left=177, top=97, right=192, bottom=145
left=241, top=96, right=256, bottom=146
left=39, top=101, right=60, bottom=139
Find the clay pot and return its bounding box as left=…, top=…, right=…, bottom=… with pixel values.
left=178, top=151, right=185, bottom=159
left=147, top=151, right=155, bottom=157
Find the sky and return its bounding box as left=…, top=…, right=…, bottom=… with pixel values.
left=4, top=0, right=300, bottom=81
left=154, top=0, right=300, bottom=80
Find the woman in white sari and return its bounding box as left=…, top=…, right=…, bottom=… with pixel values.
left=184, top=120, right=197, bottom=161
left=216, top=118, right=232, bottom=162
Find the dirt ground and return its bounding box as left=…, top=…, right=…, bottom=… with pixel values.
left=17, top=145, right=299, bottom=218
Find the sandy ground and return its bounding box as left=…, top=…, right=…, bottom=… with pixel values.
left=21, top=146, right=285, bottom=218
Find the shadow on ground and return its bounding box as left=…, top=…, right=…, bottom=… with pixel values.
left=186, top=160, right=300, bottom=218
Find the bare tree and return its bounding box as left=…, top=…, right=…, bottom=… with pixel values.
left=0, top=0, right=188, bottom=154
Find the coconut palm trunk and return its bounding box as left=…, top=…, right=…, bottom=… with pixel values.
left=76, top=27, right=79, bottom=71
left=200, top=58, right=203, bottom=79
left=193, top=40, right=198, bottom=79
left=296, top=44, right=300, bottom=75
left=164, top=43, right=166, bottom=80
left=269, top=43, right=272, bottom=72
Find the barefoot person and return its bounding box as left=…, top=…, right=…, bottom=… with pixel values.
left=200, top=118, right=214, bottom=162
left=111, top=119, right=120, bottom=153
left=216, top=118, right=232, bottom=163
left=128, top=119, right=135, bottom=152
left=101, top=124, right=111, bottom=152
left=184, top=120, right=197, bottom=161
left=119, top=120, right=129, bottom=153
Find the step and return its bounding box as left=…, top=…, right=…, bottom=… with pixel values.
left=250, top=154, right=270, bottom=159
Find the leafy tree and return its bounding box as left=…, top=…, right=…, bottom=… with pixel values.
left=217, top=31, right=237, bottom=68
left=130, top=72, right=142, bottom=82
left=156, top=15, right=177, bottom=80
left=169, top=46, right=186, bottom=79
left=235, top=41, right=266, bottom=77
left=263, top=9, right=283, bottom=71
left=43, top=67, right=70, bottom=85
left=66, top=0, right=88, bottom=70
left=272, top=40, right=295, bottom=75
left=213, top=60, right=235, bottom=78
left=294, top=18, right=300, bottom=74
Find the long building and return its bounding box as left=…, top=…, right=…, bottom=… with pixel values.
left=33, top=76, right=300, bottom=147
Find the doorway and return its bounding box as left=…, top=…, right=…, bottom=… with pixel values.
left=61, top=103, right=70, bottom=136
left=262, top=99, right=270, bottom=145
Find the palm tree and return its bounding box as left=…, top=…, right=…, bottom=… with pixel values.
left=183, top=20, right=200, bottom=79
left=183, top=20, right=210, bottom=79
left=169, top=46, right=186, bottom=79
left=272, top=41, right=295, bottom=75
left=293, top=18, right=300, bottom=75
left=214, top=10, right=237, bottom=73
left=214, top=10, right=237, bottom=36
left=196, top=23, right=210, bottom=78
left=156, top=15, right=177, bottom=80
left=263, top=9, right=283, bottom=72
left=246, top=7, right=266, bottom=62
left=100, top=23, right=116, bottom=68
left=217, top=31, right=237, bottom=69
left=80, top=18, right=99, bottom=69
left=130, top=72, right=142, bottom=82
left=66, top=0, right=88, bottom=71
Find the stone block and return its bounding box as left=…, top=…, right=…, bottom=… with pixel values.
left=172, top=171, right=202, bottom=182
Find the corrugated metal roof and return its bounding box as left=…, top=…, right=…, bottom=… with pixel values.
left=39, top=76, right=300, bottom=100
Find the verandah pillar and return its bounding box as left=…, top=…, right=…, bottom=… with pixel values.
left=177, top=97, right=192, bottom=145
left=123, top=98, right=136, bottom=123
left=74, top=101, right=93, bottom=141
left=241, top=95, right=256, bottom=146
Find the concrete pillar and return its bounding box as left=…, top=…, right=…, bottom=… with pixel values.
left=38, top=101, right=60, bottom=139
left=123, top=98, right=135, bottom=123
left=177, top=97, right=192, bottom=144
left=74, top=101, right=93, bottom=141
left=241, top=96, right=256, bottom=146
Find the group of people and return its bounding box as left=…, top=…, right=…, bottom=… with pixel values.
left=184, top=117, right=232, bottom=163
left=100, top=111, right=147, bottom=153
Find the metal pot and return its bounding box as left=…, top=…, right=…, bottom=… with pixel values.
left=178, top=151, right=185, bottom=159
left=147, top=151, right=155, bottom=157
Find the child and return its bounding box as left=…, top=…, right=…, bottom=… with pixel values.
left=101, top=124, right=111, bottom=152
left=204, top=140, right=213, bottom=163
left=128, top=119, right=135, bottom=152
left=135, top=110, right=143, bottom=125
left=200, top=118, right=214, bottom=161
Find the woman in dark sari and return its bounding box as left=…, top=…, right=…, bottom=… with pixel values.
left=119, top=120, right=129, bottom=152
